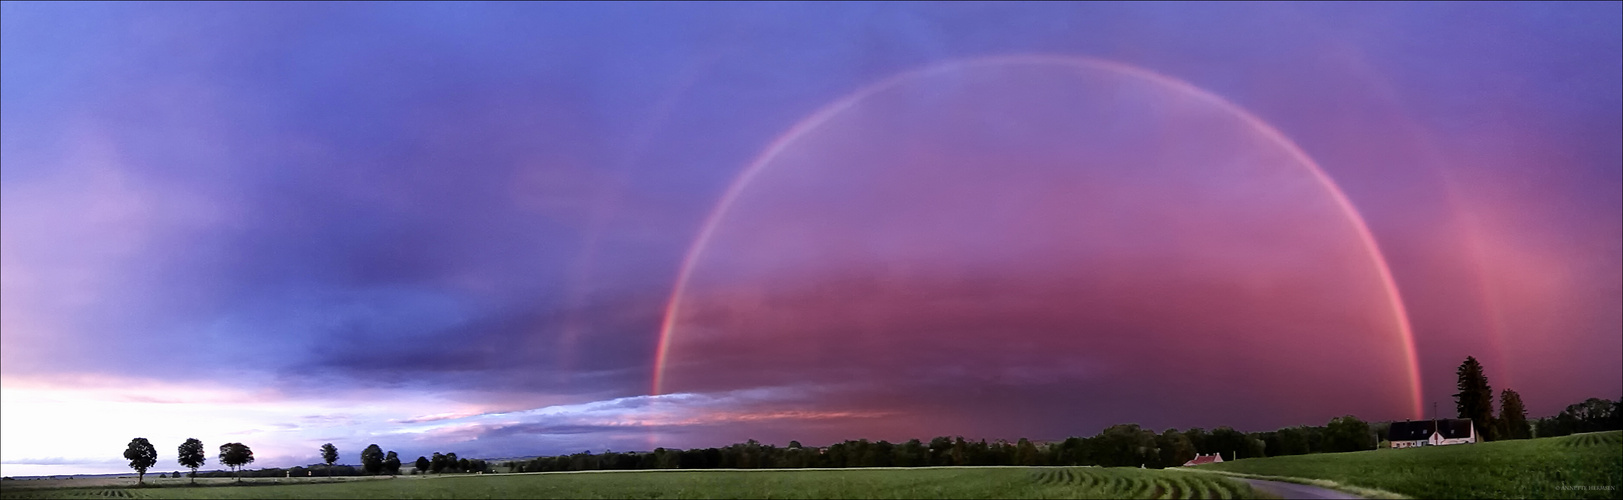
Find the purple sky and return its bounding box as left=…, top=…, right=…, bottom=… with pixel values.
left=3, top=2, right=1619, bottom=476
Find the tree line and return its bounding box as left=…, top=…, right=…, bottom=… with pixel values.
left=121, top=439, right=440, bottom=484
left=122, top=357, right=1619, bottom=480
left=506, top=415, right=1380, bottom=473
left=1452, top=355, right=1622, bottom=441
left=410, top=452, right=490, bottom=475
left=122, top=438, right=252, bottom=485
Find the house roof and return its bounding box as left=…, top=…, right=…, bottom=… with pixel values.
left=1434, top=419, right=1474, bottom=439
left=1389, top=421, right=1435, bottom=441
left=1184, top=455, right=1221, bottom=466
left=1388, top=419, right=1474, bottom=441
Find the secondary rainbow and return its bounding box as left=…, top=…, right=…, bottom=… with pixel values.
left=651, top=54, right=1425, bottom=419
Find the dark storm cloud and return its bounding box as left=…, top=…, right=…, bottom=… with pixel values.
left=1, top=1, right=725, bottom=385
left=293, top=292, right=666, bottom=395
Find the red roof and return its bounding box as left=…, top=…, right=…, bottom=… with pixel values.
left=1184, top=455, right=1221, bottom=466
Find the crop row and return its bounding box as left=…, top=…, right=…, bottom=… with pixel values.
left=1029, top=467, right=1247, bottom=499
left=1552, top=432, right=1621, bottom=448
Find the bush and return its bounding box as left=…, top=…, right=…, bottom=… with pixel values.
left=1323, top=415, right=1375, bottom=452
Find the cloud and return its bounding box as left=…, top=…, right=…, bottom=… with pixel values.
left=288, top=292, right=667, bottom=399
left=374, top=387, right=901, bottom=455
left=4, top=457, right=124, bottom=467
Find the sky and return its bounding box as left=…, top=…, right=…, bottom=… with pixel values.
left=2, top=2, right=1619, bottom=476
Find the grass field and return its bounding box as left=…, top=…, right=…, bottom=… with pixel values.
left=1196, top=430, right=1623, bottom=499
left=10, top=432, right=1615, bottom=499
left=0, top=467, right=1260, bottom=499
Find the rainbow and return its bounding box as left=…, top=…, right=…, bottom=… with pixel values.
left=651, top=54, right=1424, bottom=419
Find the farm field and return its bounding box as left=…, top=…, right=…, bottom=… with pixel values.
left=1196, top=430, right=1623, bottom=499
left=0, top=466, right=1260, bottom=499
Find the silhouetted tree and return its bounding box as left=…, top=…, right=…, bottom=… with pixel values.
left=177, top=438, right=206, bottom=484
left=1095, top=424, right=1157, bottom=467
left=124, top=438, right=157, bottom=485
left=218, top=443, right=254, bottom=482
left=1323, top=415, right=1375, bottom=452
left=383, top=451, right=401, bottom=476
left=1299, top=425, right=1327, bottom=453
left=1568, top=398, right=1620, bottom=432
left=361, top=444, right=384, bottom=475
left=1050, top=437, right=1088, bottom=466
left=897, top=439, right=927, bottom=467
left=1499, top=389, right=1531, bottom=439
left=1156, top=429, right=1196, bottom=467
left=1011, top=438, right=1038, bottom=466
left=415, top=456, right=430, bottom=473
left=1243, top=432, right=1268, bottom=459
left=1532, top=398, right=1623, bottom=437
left=1207, top=427, right=1248, bottom=461
left=320, top=443, right=339, bottom=475
left=1182, top=428, right=1211, bottom=456
left=1454, top=356, right=1496, bottom=440
left=1272, top=426, right=1310, bottom=456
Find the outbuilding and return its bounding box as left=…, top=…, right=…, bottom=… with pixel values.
left=1388, top=419, right=1477, bottom=448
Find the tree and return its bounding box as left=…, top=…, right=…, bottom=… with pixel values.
left=361, top=444, right=385, bottom=475
left=1531, top=398, right=1623, bottom=437
left=1156, top=429, right=1196, bottom=468
left=898, top=439, right=927, bottom=467
left=430, top=452, right=446, bottom=473
left=320, top=443, right=339, bottom=475
left=218, top=443, right=254, bottom=482
left=1268, top=426, right=1310, bottom=456
left=1454, top=356, right=1496, bottom=440
left=1207, top=427, right=1248, bottom=461
left=1243, top=433, right=1268, bottom=460
left=124, top=438, right=158, bottom=485
left=1370, top=421, right=1392, bottom=447
left=1323, top=415, right=1375, bottom=452
left=1182, top=428, right=1211, bottom=456
left=415, top=456, right=430, bottom=473
left=1499, top=389, right=1531, bottom=439
left=1568, top=398, right=1620, bottom=433
left=177, top=438, right=206, bottom=484
left=1095, top=424, right=1157, bottom=467
left=383, top=451, right=401, bottom=476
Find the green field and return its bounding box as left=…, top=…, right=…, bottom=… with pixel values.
left=9, top=432, right=1617, bottom=499
left=1197, top=430, right=1623, bottom=499
left=0, top=467, right=1259, bottom=499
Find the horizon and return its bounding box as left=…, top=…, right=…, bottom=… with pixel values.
left=3, top=2, right=1619, bottom=477
left=6, top=409, right=1595, bottom=478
